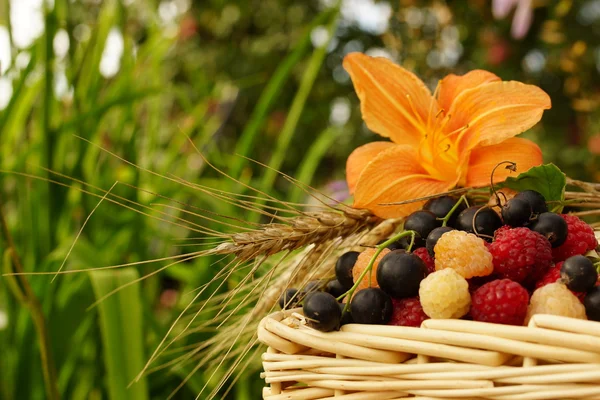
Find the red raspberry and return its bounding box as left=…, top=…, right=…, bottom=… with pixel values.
left=471, top=279, right=529, bottom=325
left=493, top=225, right=512, bottom=240
left=389, top=297, right=428, bottom=327
left=535, top=262, right=586, bottom=302
left=413, top=247, right=435, bottom=275
left=552, top=214, right=598, bottom=262
left=488, top=227, right=552, bottom=283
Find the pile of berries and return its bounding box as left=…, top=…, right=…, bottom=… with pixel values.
left=279, top=190, right=600, bottom=332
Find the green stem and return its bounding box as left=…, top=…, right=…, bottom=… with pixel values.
left=43, top=3, right=58, bottom=250
left=438, top=195, right=469, bottom=227
left=0, top=196, right=60, bottom=400
left=338, top=230, right=417, bottom=314
left=228, top=8, right=334, bottom=179
left=250, top=3, right=341, bottom=223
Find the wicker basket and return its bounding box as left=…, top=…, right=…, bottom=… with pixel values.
left=258, top=308, right=600, bottom=399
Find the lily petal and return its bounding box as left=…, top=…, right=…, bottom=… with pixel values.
left=437, top=70, right=500, bottom=113
left=445, top=80, right=551, bottom=155
left=353, top=145, right=452, bottom=218
left=343, top=53, right=435, bottom=147
left=465, top=137, right=543, bottom=187
left=346, top=141, right=396, bottom=194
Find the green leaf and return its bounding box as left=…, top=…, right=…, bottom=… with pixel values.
left=90, top=269, right=148, bottom=400
left=500, top=163, right=567, bottom=209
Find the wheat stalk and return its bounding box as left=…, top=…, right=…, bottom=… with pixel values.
left=211, top=208, right=381, bottom=261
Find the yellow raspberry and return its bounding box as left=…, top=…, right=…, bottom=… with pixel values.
left=352, top=247, right=391, bottom=291
left=434, top=230, right=493, bottom=278
left=419, top=269, right=471, bottom=319
left=525, top=282, right=587, bottom=325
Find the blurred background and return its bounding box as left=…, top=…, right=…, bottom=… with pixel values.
left=1, top=0, right=600, bottom=399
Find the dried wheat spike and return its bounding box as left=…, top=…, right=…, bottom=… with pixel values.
left=212, top=208, right=381, bottom=261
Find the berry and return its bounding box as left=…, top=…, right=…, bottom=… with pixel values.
left=350, top=288, right=393, bottom=325
left=302, top=280, right=323, bottom=294
left=488, top=227, right=552, bottom=283
left=384, top=239, right=407, bottom=251
left=335, top=251, right=359, bottom=289
left=493, top=225, right=512, bottom=240
left=514, top=190, right=548, bottom=215
left=530, top=212, right=568, bottom=248
left=325, top=279, right=347, bottom=298
left=426, top=226, right=454, bottom=256
left=535, top=263, right=562, bottom=290
left=303, top=292, right=341, bottom=332
left=339, top=303, right=354, bottom=326
left=455, top=206, right=502, bottom=239
left=423, top=196, right=466, bottom=227
left=279, top=288, right=299, bottom=310
left=552, top=214, right=598, bottom=261
left=404, top=210, right=441, bottom=248
left=352, top=248, right=391, bottom=291
left=413, top=247, right=435, bottom=274
left=471, top=279, right=529, bottom=325
left=389, top=297, right=428, bottom=327
left=433, top=230, right=493, bottom=278
left=535, top=262, right=586, bottom=301
left=501, top=198, right=533, bottom=227
left=525, top=283, right=587, bottom=325
left=560, top=255, right=598, bottom=292
left=376, top=251, right=427, bottom=298
left=584, top=287, right=600, bottom=322
left=419, top=269, right=471, bottom=319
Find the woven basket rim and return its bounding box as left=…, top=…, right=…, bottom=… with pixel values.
left=259, top=309, right=600, bottom=399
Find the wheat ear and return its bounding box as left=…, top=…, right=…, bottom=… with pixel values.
left=211, top=208, right=381, bottom=261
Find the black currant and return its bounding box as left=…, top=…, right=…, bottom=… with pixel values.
left=335, top=251, right=359, bottom=290
left=501, top=198, right=533, bottom=227
left=387, top=237, right=420, bottom=250
left=426, top=226, right=454, bottom=256
left=339, top=303, right=354, bottom=326
left=560, top=255, right=598, bottom=292
left=325, top=279, right=347, bottom=298
left=514, top=190, right=548, bottom=215
left=455, top=206, right=502, bottom=239
left=423, top=195, right=466, bottom=227
left=530, top=212, right=568, bottom=248
left=584, top=286, right=600, bottom=322
left=303, top=292, right=341, bottom=332
left=387, top=240, right=407, bottom=250
left=376, top=251, right=427, bottom=298
left=278, top=288, right=299, bottom=310
left=350, top=288, right=393, bottom=325
left=303, top=280, right=323, bottom=294
left=378, top=239, right=407, bottom=251
left=404, top=210, right=441, bottom=248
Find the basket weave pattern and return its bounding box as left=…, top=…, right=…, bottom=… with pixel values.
left=258, top=309, right=600, bottom=399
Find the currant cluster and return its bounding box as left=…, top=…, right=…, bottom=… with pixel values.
left=278, top=190, right=600, bottom=332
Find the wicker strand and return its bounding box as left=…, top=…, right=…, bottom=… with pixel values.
left=258, top=309, right=600, bottom=399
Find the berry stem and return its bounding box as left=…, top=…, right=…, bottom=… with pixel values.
left=337, top=230, right=417, bottom=314
left=439, top=195, right=469, bottom=227
left=472, top=206, right=495, bottom=241
left=489, top=161, right=517, bottom=205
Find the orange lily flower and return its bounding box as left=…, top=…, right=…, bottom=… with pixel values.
left=344, top=53, right=551, bottom=219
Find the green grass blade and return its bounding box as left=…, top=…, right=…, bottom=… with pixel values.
left=90, top=269, right=148, bottom=400
left=228, top=8, right=333, bottom=179
left=255, top=5, right=340, bottom=210
left=288, top=127, right=342, bottom=204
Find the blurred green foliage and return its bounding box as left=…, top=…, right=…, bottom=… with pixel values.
left=0, top=0, right=599, bottom=399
